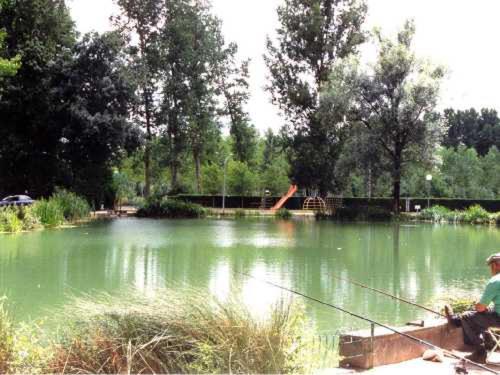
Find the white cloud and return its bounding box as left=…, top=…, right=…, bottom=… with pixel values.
left=68, top=0, right=500, bottom=132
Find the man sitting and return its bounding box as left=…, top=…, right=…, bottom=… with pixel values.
left=445, top=253, right=500, bottom=364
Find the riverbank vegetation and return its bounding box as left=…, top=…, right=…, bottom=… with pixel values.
left=0, top=290, right=322, bottom=374
left=416, top=205, right=499, bottom=225
left=0, top=189, right=90, bottom=233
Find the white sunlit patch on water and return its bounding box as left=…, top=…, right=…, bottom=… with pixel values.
left=209, top=261, right=231, bottom=301
left=214, top=221, right=296, bottom=249
left=239, top=264, right=289, bottom=319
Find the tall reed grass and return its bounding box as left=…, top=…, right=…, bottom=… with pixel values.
left=0, top=190, right=90, bottom=233
left=48, top=289, right=314, bottom=374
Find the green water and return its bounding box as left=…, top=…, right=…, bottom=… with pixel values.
left=0, top=218, right=498, bottom=333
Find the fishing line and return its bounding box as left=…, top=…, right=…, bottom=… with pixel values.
left=236, top=272, right=498, bottom=374
left=330, top=274, right=445, bottom=318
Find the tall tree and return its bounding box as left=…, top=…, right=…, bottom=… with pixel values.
left=52, top=32, right=140, bottom=204
left=0, top=0, right=76, bottom=197
left=325, top=21, right=444, bottom=212
left=265, top=0, right=367, bottom=195
left=443, top=108, right=500, bottom=156
left=215, top=42, right=257, bottom=165
left=113, top=0, right=164, bottom=197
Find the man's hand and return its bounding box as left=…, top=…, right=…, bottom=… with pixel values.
left=475, top=303, right=488, bottom=313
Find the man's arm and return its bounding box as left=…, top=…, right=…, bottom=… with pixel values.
left=478, top=280, right=496, bottom=313
left=476, top=303, right=488, bottom=313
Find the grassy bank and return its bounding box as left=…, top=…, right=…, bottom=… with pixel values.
left=0, top=289, right=325, bottom=374
left=0, top=189, right=91, bottom=233
left=414, top=205, right=499, bottom=225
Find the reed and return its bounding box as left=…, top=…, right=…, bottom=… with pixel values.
left=48, top=288, right=312, bottom=374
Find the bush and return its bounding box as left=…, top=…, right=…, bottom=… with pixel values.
left=420, top=205, right=452, bottom=221
left=276, top=208, right=292, bottom=220
left=51, top=188, right=90, bottom=221
left=463, top=205, right=490, bottom=224
left=137, top=198, right=206, bottom=219
left=48, top=289, right=311, bottom=374
left=32, top=199, right=64, bottom=227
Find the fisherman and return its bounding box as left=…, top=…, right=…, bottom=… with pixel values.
left=445, top=253, right=500, bottom=364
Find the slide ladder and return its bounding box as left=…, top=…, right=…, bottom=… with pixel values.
left=271, top=185, right=298, bottom=211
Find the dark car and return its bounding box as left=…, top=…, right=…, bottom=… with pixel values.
left=0, top=195, right=35, bottom=207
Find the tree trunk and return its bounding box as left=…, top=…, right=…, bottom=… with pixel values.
left=366, top=162, right=372, bottom=199
left=171, top=162, right=178, bottom=192
left=144, top=142, right=151, bottom=198
left=194, top=150, right=202, bottom=194
left=144, top=88, right=152, bottom=198
left=392, top=157, right=402, bottom=214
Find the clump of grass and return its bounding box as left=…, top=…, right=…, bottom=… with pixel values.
left=276, top=208, right=292, bottom=220
left=48, top=289, right=311, bottom=374
left=32, top=199, right=64, bottom=227
left=51, top=188, right=90, bottom=222
left=0, top=300, right=14, bottom=373
left=0, top=207, right=23, bottom=233
left=137, top=198, right=206, bottom=219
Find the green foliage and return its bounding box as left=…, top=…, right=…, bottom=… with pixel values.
left=201, top=164, right=223, bottom=195
left=418, top=204, right=496, bottom=224
left=0, top=30, right=20, bottom=78
left=137, top=198, right=206, bottom=218
left=227, top=160, right=257, bottom=196
left=276, top=208, right=292, bottom=220
left=0, top=301, right=13, bottom=373
left=0, top=207, right=22, bottom=233
left=51, top=189, right=90, bottom=222
left=32, top=200, right=64, bottom=227
left=0, top=0, right=76, bottom=197
left=420, top=205, right=453, bottom=221
left=443, top=108, right=500, bottom=156
left=326, top=20, right=444, bottom=212
left=48, top=289, right=310, bottom=374
left=463, top=205, right=491, bottom=224
left=265, top=0, right=367, bottom=194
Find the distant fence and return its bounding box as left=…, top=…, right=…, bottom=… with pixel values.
left=177, top=195, right=500, bottom=213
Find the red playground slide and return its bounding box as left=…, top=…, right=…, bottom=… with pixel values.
left=271, top=185, right=298, bottom=211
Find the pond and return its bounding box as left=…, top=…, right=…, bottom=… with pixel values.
left=0, top=218, right=498, bottom=334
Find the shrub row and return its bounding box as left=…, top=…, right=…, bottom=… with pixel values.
left=0, top=289, right=323, bottom=374
left=137, top=198, right=207, bottom=219
left=0, top=189, right=90, bottom=233
left=418, top=205, right=497, bottom=224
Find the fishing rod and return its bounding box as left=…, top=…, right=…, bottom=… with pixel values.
left=330, top=274, right=445, bottom=318
left=237, top=272, right=498, bottom=374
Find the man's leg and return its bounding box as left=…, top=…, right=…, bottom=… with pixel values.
left=460, top=310, right=500, bottom=362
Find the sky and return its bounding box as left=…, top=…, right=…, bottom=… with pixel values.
left=68, top=0, right=500, bottom=133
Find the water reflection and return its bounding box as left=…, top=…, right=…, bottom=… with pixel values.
left=0, top=219, right=497, bottom=332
